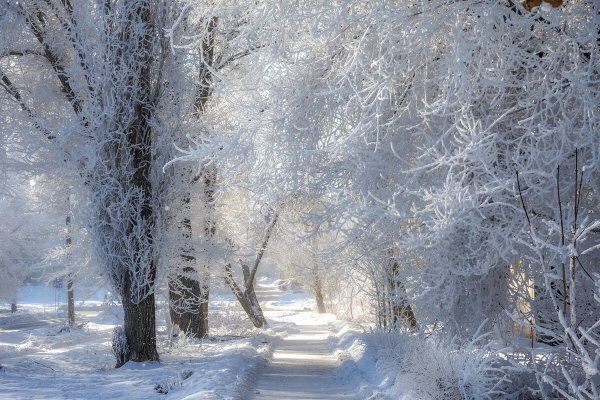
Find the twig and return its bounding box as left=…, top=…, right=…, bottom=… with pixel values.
left=516, top=171, right=531, bottom=228
left=557, top=165, right=567, bottom=318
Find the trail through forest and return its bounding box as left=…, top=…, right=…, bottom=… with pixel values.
left=249, top=285, right=360, bottom=400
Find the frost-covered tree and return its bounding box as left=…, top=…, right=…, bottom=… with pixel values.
left=0, top=0, right=202, bottom=364
left=177, top=0, right=600, bottom=396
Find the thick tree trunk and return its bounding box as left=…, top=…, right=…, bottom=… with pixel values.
left=108, top=1, right=160, bottom=365
left=169, top=273, right=207, bottom=338
left=168, top=180, right=208, bottom=338
left=120, top=275, right=159, bottom=366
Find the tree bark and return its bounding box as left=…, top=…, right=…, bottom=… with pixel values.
left=200, top=166, right=217, bottom=334
left=169, top=269, right=207, bottom=338
left=168, top=167, right=208, bottom=338
left=121, top=275, right=159, bottom=366
left=223, top=211, right=277, bottom=327
left=17, top=0, right=162, bottom=365
left=116, top=0, right=159, bottom=364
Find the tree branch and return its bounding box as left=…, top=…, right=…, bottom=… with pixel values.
left=194, top=16, right=217, bottom=117
left=516, top=171, right=532, bottom=228
left=23, top=7, right=84, bottom=116
left=0, top=50, right=44, bottom=58
left=216, top=44, right=267, bottom=72
left=246, top=211, right=279, bottom=289
left=0, top=70, right=55, bottom=140
left=224, top=263, right=244, bottom=299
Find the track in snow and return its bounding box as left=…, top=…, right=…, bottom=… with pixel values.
left=248, top=285, right=358, bottom=400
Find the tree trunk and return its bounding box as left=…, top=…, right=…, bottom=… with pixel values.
left=225, top=263, right=267, bottom=328
left=67, top=276, right=75, bottom=325
left=200, top=165, right=217, bottom=334
left=314, top=278, right=327, bottom=314
left=121, top=275, right=159, bottom=365
left=66, top=199, right=75, bottom=326
left=168, top=174, right=208, bottom=338
left=117, top=1, right=159, bottom=364
left=169, top=271, right=207, bottom=338
left=388, top=259, right=417, bottom=330
left=194, top=17, right=217, bottom=336
left=168, top=11, right=216, bottom=333
left=223, top=211, right=278, bottom=327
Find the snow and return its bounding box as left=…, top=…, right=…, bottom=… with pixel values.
left=0, top=278, right=394, bottom=400
left=0, top=284, right=272, bottom=400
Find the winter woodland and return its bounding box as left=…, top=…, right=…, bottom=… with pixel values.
left=0, top=0, right=599, bottom=399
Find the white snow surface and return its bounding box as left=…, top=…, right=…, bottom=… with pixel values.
left=0, top=278, right=389, bottom=400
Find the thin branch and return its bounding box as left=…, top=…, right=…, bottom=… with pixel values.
left=1, top=50, right=44, bottom=58
left=516, top=171, right=531, bottom=228
left=216, top=44, right=267, bottom=72
left=574, top=257, right=594, bottom=282
left=557, top=165, right=567, bottom=318
left=0, top=70, right=56, bottom=140
left=50, top=0, right=95, bottom=98
left=194, top=16, right=217, bottom=117
left=557, top=165, right=565, bottom=247
left=24, top=7, right=84, bottom=116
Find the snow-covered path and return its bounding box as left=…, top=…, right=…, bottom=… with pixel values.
left=249, top=321, right=356, bottom=399
left=249, top=284, right=358, bottom=400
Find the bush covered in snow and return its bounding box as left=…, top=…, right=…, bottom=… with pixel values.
left=369, top=329, right=508, bottom=400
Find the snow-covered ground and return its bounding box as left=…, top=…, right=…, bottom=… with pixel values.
left=0, top=278, right=391, bottom=400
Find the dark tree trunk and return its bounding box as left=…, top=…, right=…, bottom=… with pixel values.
left=169, top=272, right=207, bottom=338
left=200, top=165, right=217, bottom=334
left=18, top=0, right=162, bottom=365
left=67, top=276, right=75, bottom=325
left=115, top=1, right=159, bottom=365
left=168, top=170, right=208, bottom=338
left=387, top=259, right=417, bottom=330
left=120, top=275, right=159, bottom=366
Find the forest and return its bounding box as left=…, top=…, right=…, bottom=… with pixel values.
left=0, top=0, right=599, bottom=399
